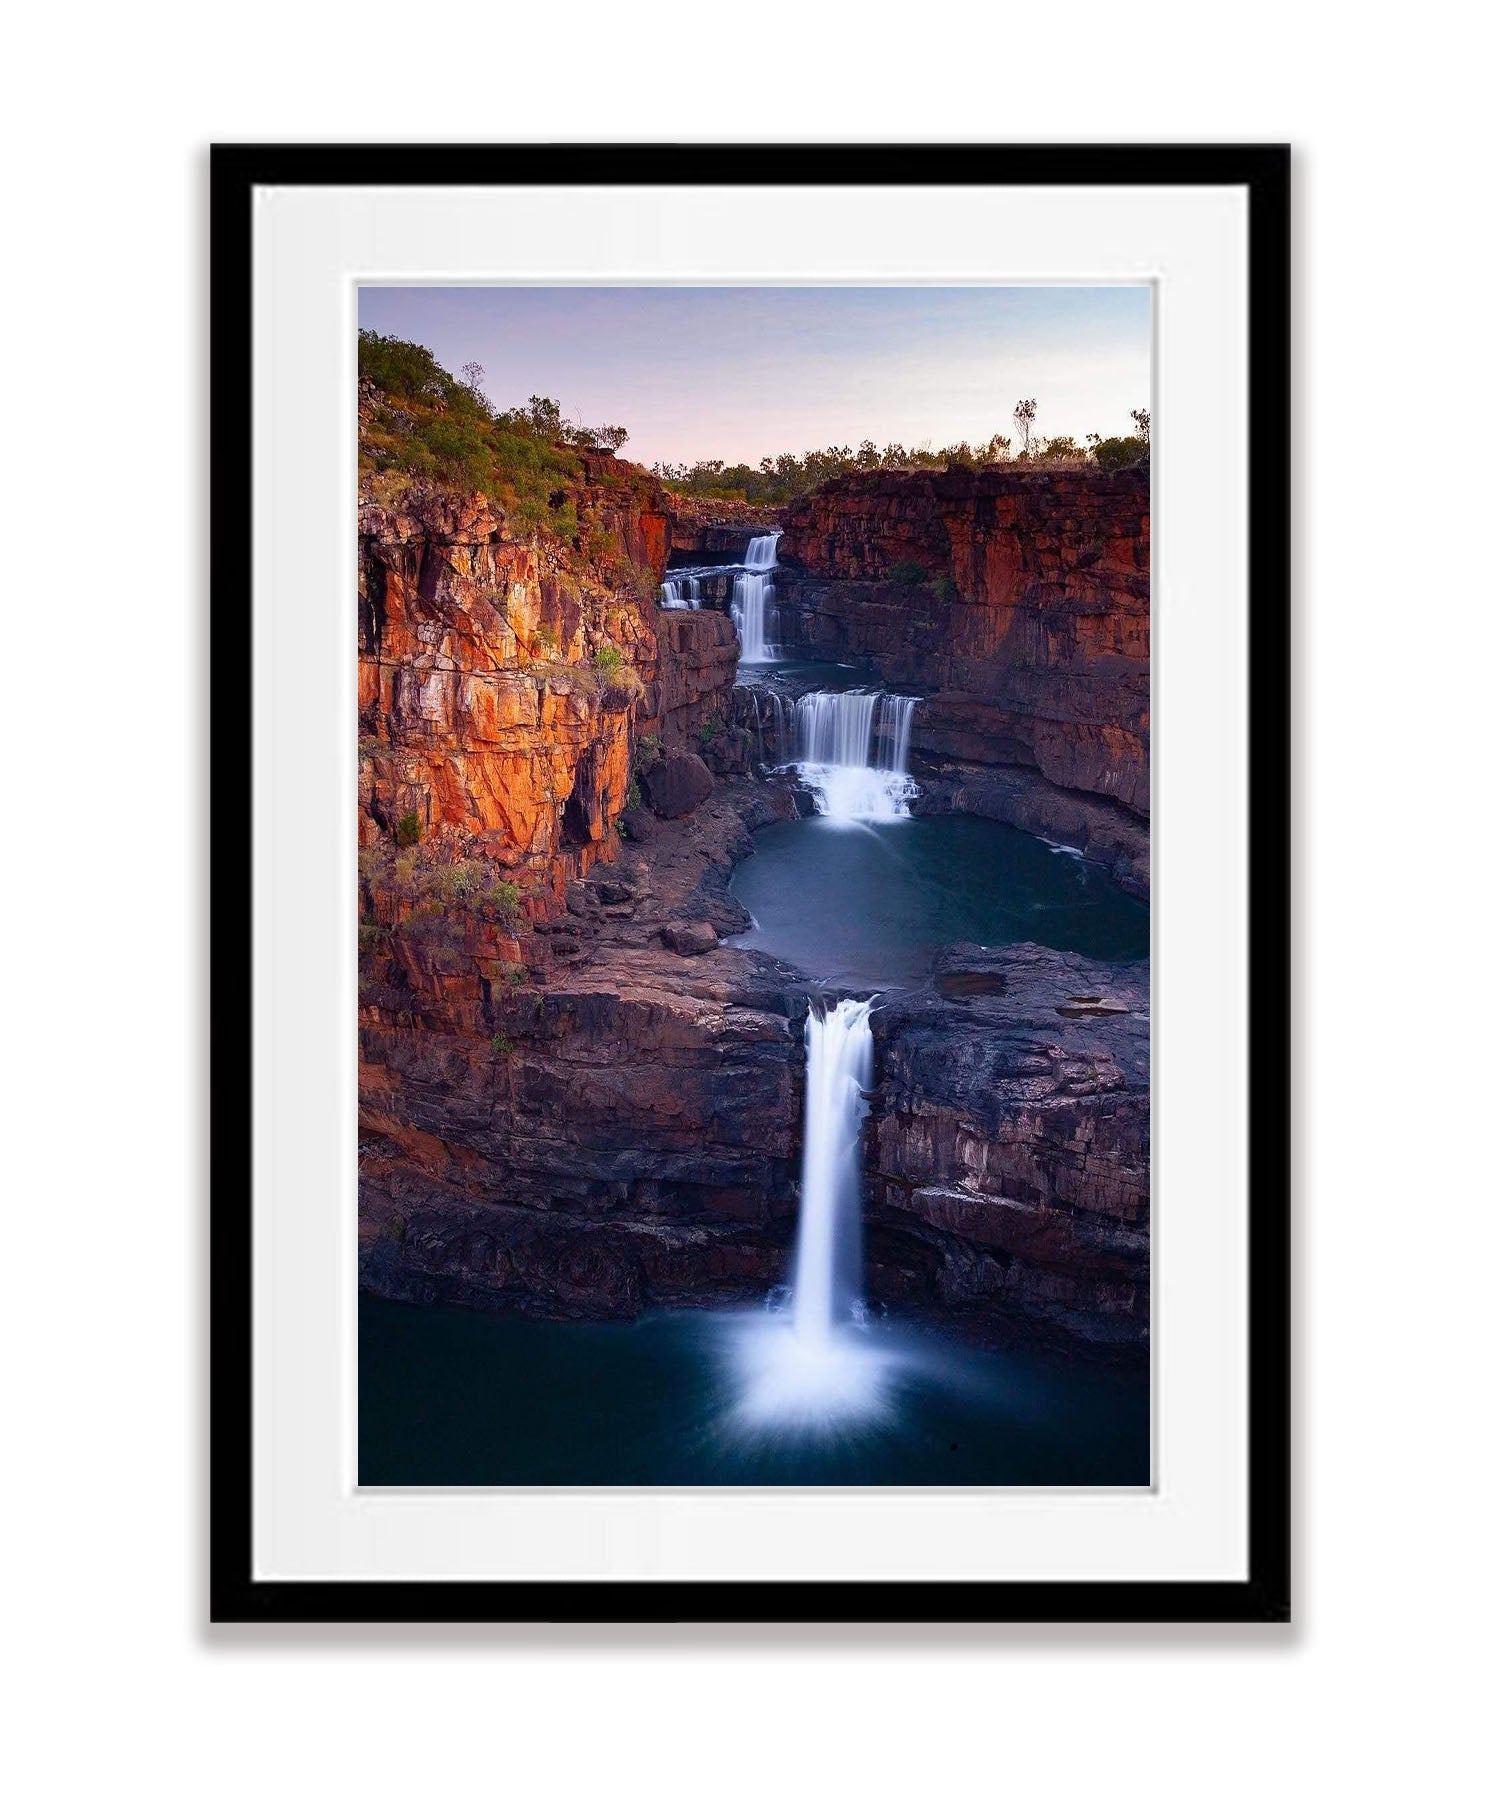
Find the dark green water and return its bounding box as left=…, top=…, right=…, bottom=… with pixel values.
left=729, top=812, right=1149, bottom=986
left=359, top=1297, right=1149, bottom=1487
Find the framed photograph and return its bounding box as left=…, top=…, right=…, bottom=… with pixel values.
left=212, top=143, right=1289, bottom=1622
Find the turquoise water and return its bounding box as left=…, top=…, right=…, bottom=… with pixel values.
left=729, top=812, right=1148, bottom=986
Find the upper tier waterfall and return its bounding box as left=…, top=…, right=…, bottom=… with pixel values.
left=731, top=532, right=782, bottom=663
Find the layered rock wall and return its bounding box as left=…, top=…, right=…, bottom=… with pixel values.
left=666, top=493, right=779, bottom=556
left=358, top=484, right=736, bottom=907
left=777, top=466, right=1150, bottom=819
left=870, top=945, right=1149, bottom=1343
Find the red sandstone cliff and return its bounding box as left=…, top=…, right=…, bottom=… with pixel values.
left=358, top=471, right=736, bottom=912
left=356, top=453, right=808, bottom=1304
left=777, top=466, right=1150, bottom=818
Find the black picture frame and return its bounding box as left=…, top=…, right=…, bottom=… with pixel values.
left=210, top=142, right=1290, bottom=1625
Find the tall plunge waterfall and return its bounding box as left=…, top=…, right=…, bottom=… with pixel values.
left=792, top=999, right=875, bottom=1345
left=732, top=996, right=890, bottom=1427
left=731, top=532, right=781, bottom=663
left=787, top=690, right=920, bottom=824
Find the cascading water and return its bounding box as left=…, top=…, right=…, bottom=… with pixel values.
left=731, top=532, right=781, bottom=663
left=791, top=999, right=874, bottom=1345
left=659, top=574, right=702, bottom=610
left=730, top=996, right=893, bottom=1428
left=787, top=690, right=919, bottom=823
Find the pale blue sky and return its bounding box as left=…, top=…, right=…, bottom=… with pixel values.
left=359, top=286, right=1151, bottom=467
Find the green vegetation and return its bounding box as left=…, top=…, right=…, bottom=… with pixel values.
left=1087, top=435, right=1148, bottom=471
left=394, top=810, right=422, bottom=848
left=360, top=841, right=522, bottom=925
left=655, top=409, right=1149, bottom=505
left=358, top=331, right=624, bottom=544
left=593, top=645, right=642, bottom=697
left=417, top=861, right=522, bottom=919
left=698, top=716, right=725, bottom=746
left=633, top=733, right=663, bottom=773
left=362, top=330, right=1148, bottom=561
left=491, top=1033, right=516, bottom=1059
left=888, top=559, right=929, bottom=583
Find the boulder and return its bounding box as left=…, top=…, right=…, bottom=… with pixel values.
left=661, top=920, right=718, bottom=956
left=642, top=751, right=714, bottom=818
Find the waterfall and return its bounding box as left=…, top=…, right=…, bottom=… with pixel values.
left=731, top=532, right=781, bottom=663
left=659, top=574, right=701, bottom=610
left=784, top=691, right=919, bottom=823
left=791, top=999, right=875, bottom=1345
left=728, top=994, right=889, bottom=1428
left=742, top=689, right=790, bottom=768
left=771, top=692, right=790, bottom=763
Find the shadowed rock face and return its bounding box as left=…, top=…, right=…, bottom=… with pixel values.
left=666, top=493, right=779, bottom=557
left=359, top=782, right=816, bottom=1319
left=868, top=944, right=1149, bottom=1344
left=777, top=466, right=1150, bottom=823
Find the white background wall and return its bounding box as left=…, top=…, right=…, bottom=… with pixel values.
left=5, top=5, right=1494, bottom=1795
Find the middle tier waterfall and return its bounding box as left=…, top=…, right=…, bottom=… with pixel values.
left=762, top=688, right=921, bottom=823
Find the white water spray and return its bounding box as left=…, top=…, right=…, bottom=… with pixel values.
left=728, top=996, right=893, bottom=1428
left=787, top=690, right=919, bottom=823
left=659, top=574, right=702, bottom=609
left=732, top=532, right=782, bottom=663
left=791, top=999, right=875, bottom=1343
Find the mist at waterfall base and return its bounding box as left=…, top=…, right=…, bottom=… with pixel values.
left=358, top=995, right=1150, bottom=1485
left=726, top=1000, right=890, bottom=1434
left=359, top=1297, right=1149, bottom=1485
left=772, top=688, right=920, bottom=823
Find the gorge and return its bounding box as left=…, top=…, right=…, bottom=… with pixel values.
left=357, top=395, right=1151, bottom=1483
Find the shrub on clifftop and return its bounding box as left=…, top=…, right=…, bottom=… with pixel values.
left=359, top=332, right=580, bottom=546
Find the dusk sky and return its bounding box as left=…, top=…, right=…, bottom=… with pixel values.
left=358, top=286, right=1151, bottom=468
